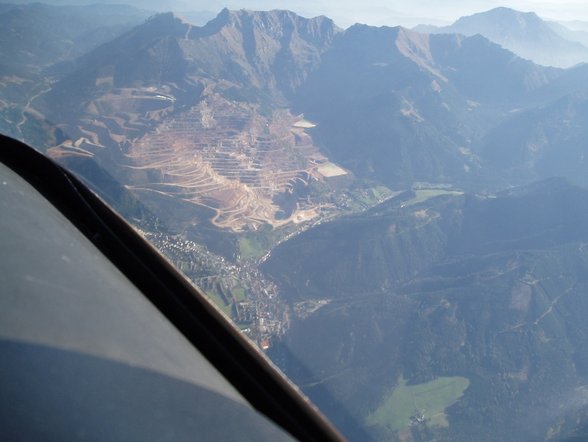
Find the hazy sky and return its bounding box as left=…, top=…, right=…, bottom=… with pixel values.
left=6, top=0, right=588, bottom=28
left=196, top=0, right=588, bottom=28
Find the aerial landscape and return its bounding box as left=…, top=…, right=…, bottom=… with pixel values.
left=4, top=1, right=588, bottom=440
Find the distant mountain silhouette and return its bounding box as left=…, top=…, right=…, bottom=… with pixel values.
left=0, top=3, right=150, bottom=76
left=7, top=7, right=588, bottom=441
left=415, top=7, right=588, bottom=68
left=548, top=21, right=588, bottom=48
left=37, top=8, right=588, bottom=192
left=41, top=9, right=339, bottom=120
left=295, top=24, right=559, bottom=188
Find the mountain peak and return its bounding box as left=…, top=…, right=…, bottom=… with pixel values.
left=340, top=25, right=447, bottom=81
left=144, top=11, right=187, bottom=26
left=137, top=11, right=190, bottom=38
left=208, top=8, right=336, bottom=30
left=453, top=7, right=543, bottom=31
left=421, top=7, right=588, bottom=68
left=480, top=6, right=537, bottom=17
left=197, top=8, right=339, bottom=51
left=394, top=27, right=445, bottom=80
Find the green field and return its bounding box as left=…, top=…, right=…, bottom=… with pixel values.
left=344, top=185, right=396, bottom=210
left=405, top=189, right=463, bottom=206
left=238, top=236, right=266, bottom=260
left=371, top=185, right=397, bottom=201
left=366, top=376, right=470, bottom=433
left=232, top=286, right=247, bottom=302
left=204, top=290, right=232, bottom=316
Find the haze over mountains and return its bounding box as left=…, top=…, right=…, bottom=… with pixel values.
left=0, top=3, right=151, bottom=76
left=415, top=7, right=588, bottom=68
left=21, top=6, right=588, bottom=191
left=265, top=178, right=588, bottom=440
left=4, top=3, right=588, bottom=441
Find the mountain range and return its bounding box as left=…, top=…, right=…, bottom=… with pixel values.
left=4, top=5, right=588, bottom=441
left=27, top=7, right=588, bottom=193
left=0, top=3, right=151, bottom=77
left=415, top=7, right=588, bottom=68
left=265, top=178, right=588, bottom=440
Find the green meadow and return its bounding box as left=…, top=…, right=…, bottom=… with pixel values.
left=366, top=376, right=470, bottom=433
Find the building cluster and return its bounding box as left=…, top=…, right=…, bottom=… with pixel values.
left=145, top=231, right=288, bottom=350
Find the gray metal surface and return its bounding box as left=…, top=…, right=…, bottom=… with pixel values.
left=0, top=163, right=294, bottom=441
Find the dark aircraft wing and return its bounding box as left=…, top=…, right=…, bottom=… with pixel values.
left=0, top=134, right=344, bottom=441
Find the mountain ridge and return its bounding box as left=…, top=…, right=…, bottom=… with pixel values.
left=34, top=7, right=588, bottom=196
left=6, top=6, right=588, bottom=441
left=416, top=7, right=588, bottom=68
left=265, top=177, right=588, bottom=440
left=0, top=2, right=151, bottom=76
